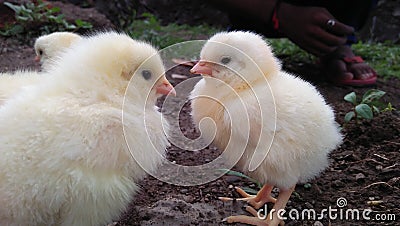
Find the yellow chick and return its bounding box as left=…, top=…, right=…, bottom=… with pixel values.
left=0, top=71, right=45, bottom=105
left=0, top=32, right=175, bottom=226
left=34, top=31, right=81, bottom=71
left=190, top=31, right=342, bottom=226
left=0, top=32, right=81, bottom=106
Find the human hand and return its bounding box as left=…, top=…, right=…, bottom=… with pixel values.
left=278, top=2, right=355, bottom=57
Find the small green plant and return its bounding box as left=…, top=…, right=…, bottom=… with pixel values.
left=219, top=169, right=262, bottom=195
left=126, top=13, right=217, bottom=49
left=0, top=1, right=92, bottom=37
left=269, top=38, right=315, bottom=63
left=352, top=41, right=400, bottom=79
left=382, top=102, right=396, bottom=112
left=343, top=89, right=395, bottom=123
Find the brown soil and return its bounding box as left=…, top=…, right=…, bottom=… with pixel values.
left=116, top=63, right=400, bottom=226
left=0, top=1, right=399, bottom=226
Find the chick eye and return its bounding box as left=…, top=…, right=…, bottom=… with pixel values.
left=141, top=70, right=152, bottom=80
left=220, top=56, right=231, bottom=65
left=38, top=50, right=43, bottom=56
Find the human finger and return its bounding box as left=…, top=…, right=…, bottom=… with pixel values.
left=295, top=37, right=337, bottom=57
left=311, top=27, right=348, bottom=47
left=323, top=19, right=355, bottom=36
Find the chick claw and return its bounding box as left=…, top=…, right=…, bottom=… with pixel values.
left=221, top=186, right=295, bottom=226
left=220, top=185, right=285, bottom=226
left=222, top=206, right=284, bottom=226
left=219, top=185, right=276, bottom=210
left=222, top=204, right=284, bottom=226
left=246, top=206, right=285, bottom=226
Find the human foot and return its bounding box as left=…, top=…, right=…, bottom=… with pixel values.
left=321, top=45, right=377, bottom=86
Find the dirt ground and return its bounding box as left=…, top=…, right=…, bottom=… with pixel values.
left=0, top=1, right=399, bottom=226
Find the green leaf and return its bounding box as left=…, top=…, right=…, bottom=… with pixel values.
left=220, top=169, right=253, bottom=180
left=16, top=16, right=29, bottom=21
left=355, top=104, right=373, bottom=119
left=344, top=111, right=355, bottom=122
left=218, top=169, right=262, bottom=188
left=361, top=89, right=386, bottom=104
left=75, top=19, right=93, bottom=29
left=24, top=8, right=33, bottom=14
left=0, top=24, right=25, bottom=36
left=47, top=15, right=59, bottom=21
left=75, top=19, right=84, bottom=26
left=241, top=187, right=259, bottom=195
left=344, top=92, right=357, bottom=105
left=65, top=24, right=76, bottom=30
left=4, top=2, right=22, bottom=14
left=383, top=102, right=396, bottom=112
left=372, top=106, right=380, bottom=114
left=56, top=14, right=65, bottom=20
left=49, top=7, right=61, bottom=13
left=370, top=100, right=387, bottom=109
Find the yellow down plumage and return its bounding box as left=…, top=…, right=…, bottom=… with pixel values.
left=190, top=31, right=342, bottom=225
left=0, top=32, right=173, bottom=226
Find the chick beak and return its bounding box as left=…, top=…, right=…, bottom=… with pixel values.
left=34, top=55, right=41, bottom=62
left=156, top=80, right=176, bottom=96
left=190, top=61, right=213, bottom=76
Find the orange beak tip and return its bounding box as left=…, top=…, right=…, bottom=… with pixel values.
left=190, top=61, right=213, bottom=76
left=156, top=82, right=176, bottom=96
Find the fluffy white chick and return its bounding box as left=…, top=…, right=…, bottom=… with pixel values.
left=190, top=31, right=342, bottom=226
left=0, top=70, right=45, bottom=105
left=34, top=31, right=81, bottom=71
left=0, top=32, right=175, bottom=226
left=0, top=33, right=80, bottom=105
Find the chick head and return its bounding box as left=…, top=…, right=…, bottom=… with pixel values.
left=128, top=41, right=176, bottom=102
left=56, top=32, right=175, bottom=103
left=190, top=31, right=281, bottom=87
left=34, top=32, right=81, bottom=65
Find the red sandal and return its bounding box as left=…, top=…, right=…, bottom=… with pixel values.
left=330, top=56, right=377, bottom=87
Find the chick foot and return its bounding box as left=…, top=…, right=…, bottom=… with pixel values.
left=222, top=186, right=295, bottom=226
left=220, top=184, right=276, bottom=209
